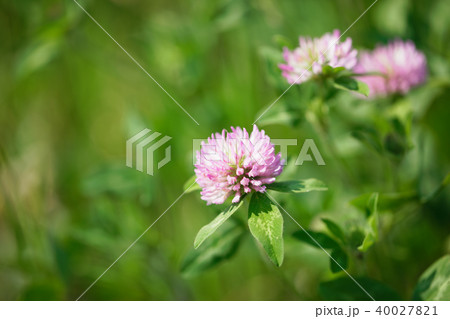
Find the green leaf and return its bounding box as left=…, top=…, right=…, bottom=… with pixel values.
left=387, top=100, right=413, bottom=148
left=384, top=132, right=408, bottom=157
left=365, top=192, right=379, bottom=216
left=330, top=248, right=349, bottom=273
left=292, top=228, right=348, bottom=273
left=351, top=191, right=418, bottom=212
left=358, top=193, right=379, bottom=252
left=348, top=228, right=366, bottom=250
left=351, top=127, right=384, bottom=155
left=320, top=277, right=401, bottom=301
left=183, top=175, right=201, bottom=193
left=181, top=221, right=244, bottom=277
left=292, top=230, right=340, bottom=250
left=322, top=65, right=347, bottom=76
left=333, top=76, right=370, bottom=97
left=248, top=192, right=284, bottom=266
left=266, top=179, right=327, bottom=193
left=413, top=255, right=450, bottom=301
left=194, top=201, right=243, bottom=249
left=321, top=218, right=345, bottom=242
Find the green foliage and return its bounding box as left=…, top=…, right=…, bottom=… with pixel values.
left=194, top=201, right=244, bottom=249
left=1, top=0, right=449, bottom=302
left=413, top=255, right=450, bottom=301
left=351, top=191, right=418, bottom=212
left=292, top=230, right=349, bottom=273
left=266, top=179, right=327, bottom=193
left=332, top=76, right=370, bottom=97
left=321, top=218, right=345, bottom=242
left=320, top=277, right=401, bottom=301
left=192, top=177, right=327, bottom=269
left=351, top=127, right=384, bottom=155
left=259, top=46, right=287, bottom=91
left=81, top=165, right=156, bottom=203
left=181, top=221, right=244, bottom=277
left=358, top=193, right=379, bottom=252
left=329, top=248, right=349, bottom=273
left=322, top=65, right=347, bottom=76
left=248, top=192, right=284, bottom=266
left=293, top=230, right=339, bottom=250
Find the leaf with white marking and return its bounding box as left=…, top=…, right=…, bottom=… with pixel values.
left=248, top=192, right=284, bottom=266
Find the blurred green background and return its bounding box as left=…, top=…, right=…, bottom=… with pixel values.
left=0, top=0, right=449, bottom=300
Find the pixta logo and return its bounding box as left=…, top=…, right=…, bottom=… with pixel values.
left=192, top=138, right=325, bottom=166
left=126, top=128, right=172, bottom=175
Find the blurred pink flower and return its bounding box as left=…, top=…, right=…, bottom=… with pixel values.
left=279, top=29, right=357, bottom=84
left=354, top=40, right=427, bottom=97
left=195, top=125, right=283, bottom=205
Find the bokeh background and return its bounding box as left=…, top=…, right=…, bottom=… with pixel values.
left=1, top=0, right=449, bottom=300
